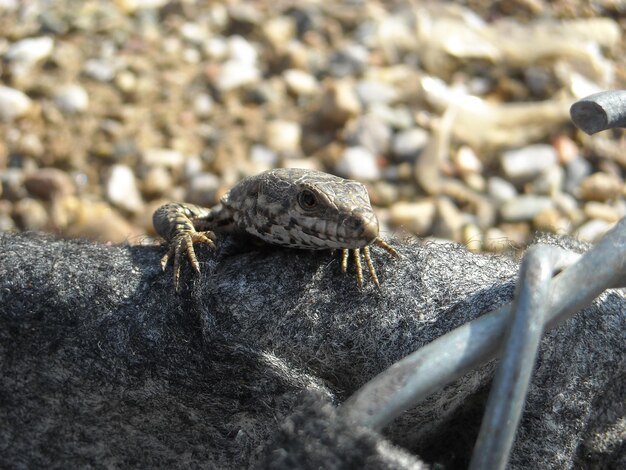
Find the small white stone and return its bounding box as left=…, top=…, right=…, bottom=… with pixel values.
left=392, top=128, right=429, bottom=161
left=83, top=59, right=115, bottom=82
left=106, top=164, right=144, bottom=213
left=142, top=148, right=185, bottom=169
left=115, top=0, right=168, bottom=14
left=215, top=60, right=260, bottom=91
left=335, top=146, right=380, bottom=181
left=501, top=144, right=558, bottom=181
left=355, top=80, right=399, bottom=105
left=227, top=35, right=257, bottom=64
left=487, top=176, right=517, bottom=202
left=500, top=195, right=553, bottom=222
left=193, top=94, right=214, bottom=118
left=0, top=85, right=32, bottom=121
left=389, top=200, right=435, bottom=235
left=250, top=145, right=278, bottom=168
left=266, top=120, right=301, bottom=153
left=203, top=37, right=228, bottom=61
left=180, top=22, right=207, bottom=45
left=454, top=145, right=483, bottom=174
left=186, top=172, right=221, bottom=207
left=575, top=219, right=615, bottom=243
left=55, top=84, right=89, bottom=114
left=5, top=36, right=54, bottom=66
left=283, top=69, right=318, bottom=96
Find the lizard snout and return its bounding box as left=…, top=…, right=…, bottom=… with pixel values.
left=343, top=213, right=379, bottom=245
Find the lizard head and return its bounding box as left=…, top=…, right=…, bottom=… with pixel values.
left=228, top=168, right=380, bottom=250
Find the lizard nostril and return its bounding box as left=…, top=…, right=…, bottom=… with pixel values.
left=345, top=216, right=378, bottom=242
left=362, top=219, right=378, bottom=242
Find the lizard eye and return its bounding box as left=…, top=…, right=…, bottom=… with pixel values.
left=298, top=189, right=318, bottom=210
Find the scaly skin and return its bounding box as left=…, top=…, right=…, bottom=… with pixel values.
left=153, top=168, right=399, bottom=290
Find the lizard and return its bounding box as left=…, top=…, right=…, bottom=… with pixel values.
left=153, top=167, right=399, bottom=290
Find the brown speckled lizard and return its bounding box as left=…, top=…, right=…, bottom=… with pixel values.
left=153, top=168, right=399, bottom=290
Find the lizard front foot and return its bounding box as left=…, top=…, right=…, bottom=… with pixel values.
left=341, top=238, right=399, bottom=288
left=160, top=230, right=216, bottom=291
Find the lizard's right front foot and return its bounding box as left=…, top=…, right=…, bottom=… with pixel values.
left=160, top=230, right=216, bottom=291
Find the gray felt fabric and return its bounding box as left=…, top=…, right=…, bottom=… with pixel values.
left=0, top=231, right=624, bottom=469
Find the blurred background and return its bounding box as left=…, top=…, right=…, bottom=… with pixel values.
left=0, top=0, right=624, bottom=252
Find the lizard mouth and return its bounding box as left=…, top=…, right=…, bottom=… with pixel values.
left=335, top=214, right=379, bottom=248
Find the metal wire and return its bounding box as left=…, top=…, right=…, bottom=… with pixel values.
left=469, top=246, right=565, bottom=470
left=343, top=203, right=625, bottom=432
left=342, top=92, right=626, bottom=467
left=570, top=90, right=626, bottom=134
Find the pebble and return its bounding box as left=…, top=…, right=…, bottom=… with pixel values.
left=355, top=80, right=399, bottom=106
left=463, top=173, right=486, bottom=193
left=583, top=201, right=621, bottom=223
left=106, top=164, right=144, bottom=213
left=454, top=146, right=483, bottom=175
left=500, top=144, right=558, bottom=181
left=433, top=197, right=464, bottom=242
left=553, top=134, right=579, bottom=164
left=0, top=211, right=16, bottom=232
left=564, top=156, right=592, bottom=194
left=203, top=37, right=228, bottom=61
left=115, top=0, right=169, bottom=14
left=266, top=120, right=302, bottom=154
left=142, top=167, right=172, bottom=198
left=579, top=172, right=623, bottom=201
left=250, top=145, right=278, bottom=169
left=60, top=197, right=139, bottom=243
left=193, top=93, right=214, bottom=118
left=54, top=84, right=89, bottom=114
left=527, top=165, right=563, bottom=196
left=329, top=44, right=369, bottom=77
left=487, top=176, right=517, bottom=203
left=0, top=86, right=32, bottom=121
left=16, top=133, right=44, bottom=158
left=283, top=69, right=318, bottom=96
left=0, top=168, right=27, bottom=200
left=533, top=207, right=570, bottom=233
left=115, top=71, right=137, bottom=93
left=392, top=128, right=429, bottom=162
left=5, top=36, right=54, bottom=70
left=575, top=219, right=615, bottom=243
left=484, top=227, right=510, bottom=253
left=344, top=114, right=391, bottom=155
left=186, top=172, right=221, bottom=207
left=215, top=60, right=260, bottom=91
left=368, top=104, right=413, bottom=130
left=500, top=195, right=553, bottom=222
left=180, top=22, right=207, bottom=45
left=335, top=146, right=380, bottom=181
left=319, top=80, right=361, bottom=125
left=499, top=222, right=531, bottom=247
left=142, top=148, right=185, bottom=169
left=463, top=223, right=483, bottom=252
left=262, top=16, right=296, bottom=48
left=13, top=198, right=48, bottom=231
left=389, top=200, right=436, bottom=235
left=83, top=59, right=115, bottom=82
left=24, top=168, right=76, bottom=200
left=227, top=35, right=258, bottom=64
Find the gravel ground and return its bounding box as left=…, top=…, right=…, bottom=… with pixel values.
left=0, top=0, right=624, bottom=252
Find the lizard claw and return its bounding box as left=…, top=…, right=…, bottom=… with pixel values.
left=160, top=230, right=216, bottom=291
left=341, top=238, right=399, bottom=288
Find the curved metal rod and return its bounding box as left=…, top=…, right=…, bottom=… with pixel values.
left=342, top=217, right=626, bottom=430
left=469, top=246, right=559, bottom=470
left=570, top=90, right=626, bottom=134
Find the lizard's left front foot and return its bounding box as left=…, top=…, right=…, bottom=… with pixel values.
left=160, top=230, right=216, bottom=291
left=341, top=238, right=399, bottom=288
